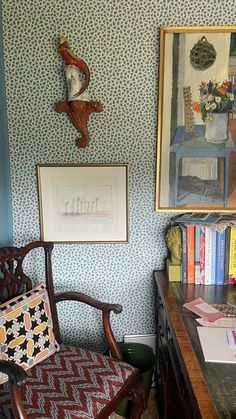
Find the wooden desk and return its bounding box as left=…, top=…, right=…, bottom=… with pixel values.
left=154, top=270, right=236, bottom=419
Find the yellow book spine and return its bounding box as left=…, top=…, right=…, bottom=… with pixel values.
left=229, top=227, right=236, bottom=276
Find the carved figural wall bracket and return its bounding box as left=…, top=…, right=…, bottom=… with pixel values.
left=55, top=37, right=103, bottom=148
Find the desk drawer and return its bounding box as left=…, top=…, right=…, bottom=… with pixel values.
left=167, top=333, right=195, bottom=418
left=156, top=280, right=198, bottom=419
left=157, top=294, right=167, bottom=330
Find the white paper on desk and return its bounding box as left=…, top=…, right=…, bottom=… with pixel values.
left=197, top=326, right=236, bottom=363
left=196, top=317, right=236, bottom=328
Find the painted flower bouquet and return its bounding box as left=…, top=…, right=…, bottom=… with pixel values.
left=192, top=79, right=236, bottom=122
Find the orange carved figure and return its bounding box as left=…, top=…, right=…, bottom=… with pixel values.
left=55, top=100, right=103, bottom=148
left=55, top=37, right=103, bottom=148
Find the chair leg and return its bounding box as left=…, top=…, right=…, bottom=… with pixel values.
left=130, top=380, right=146, bottom=419
left=10, top=385, right=28, bottom=419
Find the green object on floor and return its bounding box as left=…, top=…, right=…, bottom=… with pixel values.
left=114, top=342, right=155, bottom=418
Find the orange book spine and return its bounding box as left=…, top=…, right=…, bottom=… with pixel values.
left=187, top=225, right=195, bottom=283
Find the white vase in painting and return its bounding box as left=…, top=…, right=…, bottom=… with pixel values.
left=205, top=113, right=228, bottom=143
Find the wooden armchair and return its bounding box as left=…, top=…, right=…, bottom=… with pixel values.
left=0, top=241, right=145, bottom=419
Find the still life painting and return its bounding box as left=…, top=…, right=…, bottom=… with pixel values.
left=156, top=26, right=236, bottom=212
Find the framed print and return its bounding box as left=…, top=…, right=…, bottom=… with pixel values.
left=156, top=26, right=236, bottom=213
left=37, top=164, right=129, bottom=243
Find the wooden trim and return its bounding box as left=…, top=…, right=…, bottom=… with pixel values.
left=0, top=0, right=13, bottom=246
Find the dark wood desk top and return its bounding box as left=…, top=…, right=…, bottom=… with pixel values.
left=154, top=270, right=236, bottom=419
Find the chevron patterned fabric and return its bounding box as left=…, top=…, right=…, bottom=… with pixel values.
left=0, top=345, right=137, bottom=418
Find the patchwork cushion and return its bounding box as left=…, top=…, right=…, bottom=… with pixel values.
left=0, top=283, right=60, bottom=384
left=0, top=345, right=137, bottom=419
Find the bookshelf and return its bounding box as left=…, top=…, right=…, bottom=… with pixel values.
left=168, top=213, right=236, bottom=285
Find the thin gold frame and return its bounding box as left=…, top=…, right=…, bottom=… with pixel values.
left=156, top=26, right=236, bottom=213
left=37, top=164, right=129, bottom=243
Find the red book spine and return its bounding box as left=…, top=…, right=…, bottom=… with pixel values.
left=200, top=225, right=205, bottom=284
left=228, top=276, right=236, bottom=285
left=187, top=225, right=195, bottom=284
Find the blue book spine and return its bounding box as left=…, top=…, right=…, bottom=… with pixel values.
left=195, top=226, right=200, bottom=263
left=210, top=229, right=217, bottom=284
left=215, top=230, right=226, bottom=285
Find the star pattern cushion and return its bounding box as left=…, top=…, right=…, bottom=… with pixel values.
left=0, top=283, right=60, bottom=384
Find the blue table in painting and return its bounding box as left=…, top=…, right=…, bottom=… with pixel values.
left=170, top=126, right=236, bottom=208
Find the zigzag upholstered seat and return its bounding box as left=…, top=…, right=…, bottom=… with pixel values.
left=0, top=242, right=145, bottom=419
left=0, top=346, right=137, bottom=418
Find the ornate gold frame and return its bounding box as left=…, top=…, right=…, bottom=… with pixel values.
left=156, top=26, right=236, bottom=213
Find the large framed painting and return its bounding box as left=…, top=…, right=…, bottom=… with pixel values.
left=156, top=26, right=236, bottom=212
left=37, top=164, right=129, bottom=243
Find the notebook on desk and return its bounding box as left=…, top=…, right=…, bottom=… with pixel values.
left=197, top=326, right=236, bottom=364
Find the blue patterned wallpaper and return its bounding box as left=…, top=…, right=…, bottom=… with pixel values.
left=2, top=0, right=234, bottom=351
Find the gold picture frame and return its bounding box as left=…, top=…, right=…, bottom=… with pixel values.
left=37, top=164, right=129, bottom=243
left=156, top=26, right=236, bottom=213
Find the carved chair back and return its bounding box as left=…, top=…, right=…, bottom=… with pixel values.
left=0, top=241, right=61, bottom=342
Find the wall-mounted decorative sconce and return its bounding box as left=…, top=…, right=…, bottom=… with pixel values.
left=55, top=37, right=103, bottom=148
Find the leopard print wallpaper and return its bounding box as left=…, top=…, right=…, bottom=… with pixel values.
left=2, top=0, right=234, bottom=350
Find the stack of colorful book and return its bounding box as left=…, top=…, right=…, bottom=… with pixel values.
left=175, top=213, right=236, bottom=285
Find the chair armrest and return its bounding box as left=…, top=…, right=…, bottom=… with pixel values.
left=54, top=291, right=123, bottom=360
left=54, top=291, right=122, bottom=314
left=0, top=361, right=28, bottom=418
left=0, top=361, right=27, bottom=387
